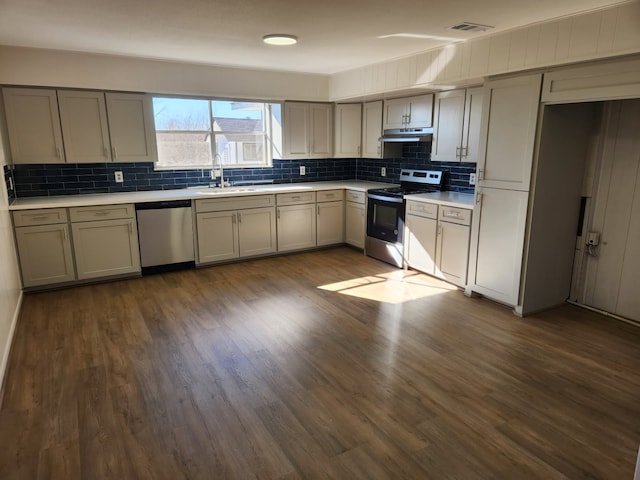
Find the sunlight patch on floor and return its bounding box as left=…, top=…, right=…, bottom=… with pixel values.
left=318, top=270, right=457, bottom=304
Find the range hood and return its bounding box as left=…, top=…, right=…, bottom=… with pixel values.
left=379, top=127, right=433, bottom=143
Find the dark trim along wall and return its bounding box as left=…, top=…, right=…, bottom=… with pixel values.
left=9, top=144, right=476, bottom=198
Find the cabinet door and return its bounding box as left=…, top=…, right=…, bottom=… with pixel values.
left=237, top=207, right=277, bottom=258
left=405, top=214, right=437, bottom=275
left=477, top=74, right=542, bottom=191
left=345, top=201, right=365, bottom=248
left=436, top=222, right=470, bottom=287
left=334, top=104, right=362, bottom=158
left=72, top=218, right=140, bottom=280
left=15, top=224, right=75, bottom=287
left=468, top=187, right=529, bottom=306
left=283, top=102, right=310, bottom=159
left=317, top=200, right=345, bottom=246
left=105, top=93, right=157, bottom=163
left=460, top=87, right=484, bottom=164
left=432, top=90, right=466, bottom=162
left=309, top=103, right=333, bottom=158
left=196, top=211, right=239, bottom=263
left=407, top=94, right=434, bottom=128
left=277, top=204, right=317, bottom=252
left=362, top=101, right=383, bottom=159
left=2, top=88, right=65, bottom=164
left=383, top=98, right=408, bottom=130
left=58, top=90, right=111, bottom=163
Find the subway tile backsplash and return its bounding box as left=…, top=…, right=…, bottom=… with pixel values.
left=11, top=143, right=476, bottom=198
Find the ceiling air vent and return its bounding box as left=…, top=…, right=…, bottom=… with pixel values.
left=449, top=22, right=494, bottom=33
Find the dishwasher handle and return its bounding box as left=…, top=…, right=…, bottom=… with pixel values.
left=135, top=200, right=192, bottom=210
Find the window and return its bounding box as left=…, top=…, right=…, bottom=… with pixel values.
left=153, top=97, right=282, bottom=169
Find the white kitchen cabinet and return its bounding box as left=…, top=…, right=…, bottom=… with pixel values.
left=345, top=190, right=366, bottom=248
left=405, top=201, right=438, bottom=275
left=69, top=204, right=140, bottom=280
left=277, top=192, right=317, bottom=252
left=383, top=94, right=434, bottom=130
left=432, top=88, right=483, bottom=163
left=283, top=102, right=333, bottom=159
left=2, top=88, right=66, bottom=164
left=436, top=206, right=472, bottom=287
left=105, top=93, right=158, bottom=163
left=362, top=101, right=383, bottom=159
left=316, top=190, right=344, bottom=246
left=195, top=195, right=277, bottom=264
left=58, top=90, right=112, bottom=163
left=476, top=74, right=542, bottom=191
left=13, top=208, right=75, bottom=287
left=334, top=104, right=362, bottom=158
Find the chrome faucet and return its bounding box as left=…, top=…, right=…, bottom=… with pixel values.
left=212, top=153, right=230, bottom=188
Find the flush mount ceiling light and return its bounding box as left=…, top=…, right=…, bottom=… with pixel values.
left=262, top=34, right=298, bottom=46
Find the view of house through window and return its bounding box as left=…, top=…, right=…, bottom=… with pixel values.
left=152, top=97, right=282, bottom=169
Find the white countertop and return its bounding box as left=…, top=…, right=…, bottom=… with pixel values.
left=9, top=180, right=395, bottom=210
left=404, top=191, right=475, bottom=209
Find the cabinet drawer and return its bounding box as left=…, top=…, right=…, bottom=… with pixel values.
left=406, top=200, right=438, bottom=219
left=317, top=189, right=344, bottom=202
left=438, top=206, right=472, bottom=225
left=346, top=190, right=365, bottom=204
left=196, top=194, right=275, bottom=213
left=13, top=208, right=68, bottom=226
left=69, top=204, right=135, bottom=222
left=276, top=191, right=316, bottom=205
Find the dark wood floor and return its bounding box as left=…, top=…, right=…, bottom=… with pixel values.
left=1, top=246, right=639, bottom=479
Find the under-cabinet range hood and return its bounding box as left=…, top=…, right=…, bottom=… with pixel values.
left=378, top=127, right=433, bottom=143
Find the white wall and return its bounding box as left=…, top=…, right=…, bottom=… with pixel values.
left=0, top=102, right=22, bottom=390
left=0, top=46, right=330, bottom=102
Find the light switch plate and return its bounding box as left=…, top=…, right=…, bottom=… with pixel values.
left=300, top=166, right=306, bottom=175
left=469, top=173, right=476, bottom=185
left=381, top=167, right=386, bottom=177
left=114, top=171, right=124, bottom=183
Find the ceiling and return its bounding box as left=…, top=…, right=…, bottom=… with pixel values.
left=0, top=0, right=631, bottom=75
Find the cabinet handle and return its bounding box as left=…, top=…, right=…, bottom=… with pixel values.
left=237, top=212, right=242, bottom=223
left=277, top=209, right=280, bottom=219
left=462, top=146, right=469, bottom=157
left=477, top=169, right=484, bottom=181
left=93, top=211, right=109, bottom=216
left=377, top=144, right=381, bottom=155
left=291, top=196, right=300, bottom=200
left=30, top=215, right=49, bottom=221
left=437, top=225, right=442, bottom=235
left=63, top=227, right=67, bottom=240
left=455, top=146, right=461, bottom=159
left=317, top=205, right=320, bottom=216
left=357, top=145, right=361, bottom=157
left=475, top=191, right=482, bottom=205
left=128, top=223, right=132, bottom=234
left=443, top=211, right=461, bottom=218
left=232, top=213, right=236, bottom=224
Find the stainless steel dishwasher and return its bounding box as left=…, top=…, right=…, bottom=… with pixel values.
left=135, top=200, right=195, bottom=274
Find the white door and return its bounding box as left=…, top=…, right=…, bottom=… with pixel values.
left=309, top=103, right=333, bottom=158
left=362, top=101, right=383, bottom=159
left=196, top=211, right=239, bottom=263
left=334, top=104, right=362, bottom=158
left=277, top=204, right=317, bottom=252
left=406, top=94, right=434, bottom=128
left=477, top=74, right=542, bottom=191
left=72, top=219, right=140, bottom=280
left=238, top=207, right=277, bottom=258
left=437, top=222, right=470, bottom=287
left=405, top=214, right=437, bottom=275
left=383, top=98, right=408, bottom=130
left=105, top=93, right=158, bottom=163
left=461, top=87, right=484, bottom=164
left=15, top=224, right=75, bottom=287
left=345, top=201, right=365, bottom=248
left=283, top=102, right=309, bottom=158
left=58, top=90, right=111, bottom=163
left=317, top=201, right=345, bottom=246
left=2, top=88, right=65, bottom=164
left=583, top=100, right=640, bottom=322
left=432, top=90, right=465, bottom=162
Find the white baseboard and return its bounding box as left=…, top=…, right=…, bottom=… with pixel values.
left=0, top=291, right=23, bottom=405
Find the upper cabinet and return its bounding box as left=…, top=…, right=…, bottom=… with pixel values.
left=383, top=94, right=433, bottom=130
left=2, top=88, right=66, bottom=164
left=432, top=88, right=483, bottom=163
left=334, top=103, right=362, bottom=158
left=105, top=93, right=158, bottom=163
left=2, top=87, right=158, bottom=165
left=283, top=102, right=333, bottom=159
left=362, top=101, right=383, bottom=159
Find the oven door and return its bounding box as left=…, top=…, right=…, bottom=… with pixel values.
left=366, top=193, right=405, bottom=244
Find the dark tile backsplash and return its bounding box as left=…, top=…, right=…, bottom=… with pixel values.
left=11, top=144, right=476, bottom=198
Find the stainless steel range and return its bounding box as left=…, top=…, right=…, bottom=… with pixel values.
left=365, top=169, right=445, bottom=267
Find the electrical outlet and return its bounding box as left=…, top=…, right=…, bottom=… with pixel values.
left=114, top=171, right=124, bottom=183
left=381, top=167, right=386, bottom=177
left=300, top=165, right=306, bottom=175
left=469, top=173, right=476, bottom=185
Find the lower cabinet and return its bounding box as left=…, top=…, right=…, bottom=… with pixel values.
left=195, top=195, right=277, bottom=264
left=15, top=222, right=75, bottom=287
left=69, top=205, right=140, bottom=280
left=405, top=202, right=438, bottom=275
left=276, top=192, right=317, bottom=252
left=345, top=190, right=366, bottom=248
left=316, top=190, right=344, bottom=247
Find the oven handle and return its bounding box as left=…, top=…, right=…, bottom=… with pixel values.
left=367, top=193, right=405, bottom=204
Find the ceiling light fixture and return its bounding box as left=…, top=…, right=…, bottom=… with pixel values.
left=262, top=34, right=298, bottom=46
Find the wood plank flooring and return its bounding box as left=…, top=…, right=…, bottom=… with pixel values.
left=1, top=246, right=639, bottom=479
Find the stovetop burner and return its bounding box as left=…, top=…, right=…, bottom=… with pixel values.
left=368, top=169, right=446, bottom=198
